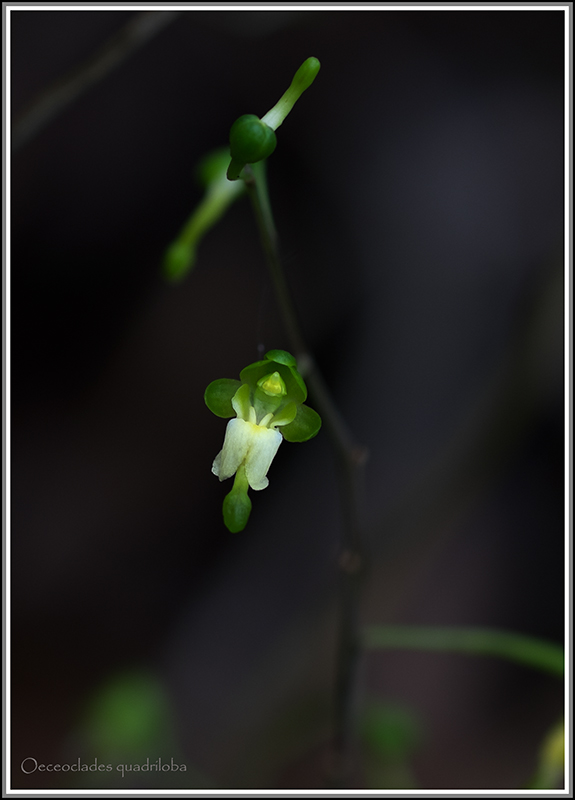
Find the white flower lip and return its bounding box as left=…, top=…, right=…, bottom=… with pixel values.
left=212, top=417, right=282, bottom=491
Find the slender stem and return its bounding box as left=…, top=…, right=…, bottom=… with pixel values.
left=243, top=161, right=368, bottom=787
left=12, top=11, right=181, bottom=153
left=243, top=163, right=306, bottom=358
left=363, top=625, right=564, bottom=677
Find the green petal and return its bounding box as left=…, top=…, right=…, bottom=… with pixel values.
left=204, top=379, right=242, bottom=418
left=271, top=401, right=297, bottom=427
left=240, top=359, right=307, bottom=405
left=281, top=403, right=322, bottom=442
left=231, top=383, right=252, bottom=420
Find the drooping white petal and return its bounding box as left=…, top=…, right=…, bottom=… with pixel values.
left=211, top=450, right=223, bottom=477
left=244, top=424, right=282, bottom=491
left=212, top=418, right=251, bottom=482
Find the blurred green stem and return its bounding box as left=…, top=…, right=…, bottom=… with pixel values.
left=363, top=625, right=564, bottom=676
left=12, top=11, right=182, bottom=153
left=243, top=161, right=368, bottom=787
left=242, top=162, right=305, bottom=356
left=164, top=162, right=244, bottom=281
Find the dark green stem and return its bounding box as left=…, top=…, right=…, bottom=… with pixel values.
left=243, top=162, right=306, bottom=357
left=363, top=625, right=564, bottom=677
left=243, top=161, right=367, bottom=787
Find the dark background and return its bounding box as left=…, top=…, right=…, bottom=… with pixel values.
left=10, top=8, right=565, bottom=790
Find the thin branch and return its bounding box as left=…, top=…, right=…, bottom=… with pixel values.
left=243, top=161, right=368, bottom=788
left=12, top=11, right=181, bottom=152
left=364, top=625, right=564, bottom=677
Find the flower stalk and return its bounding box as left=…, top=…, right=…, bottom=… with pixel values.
left=242, top=157, right=368, bottom=788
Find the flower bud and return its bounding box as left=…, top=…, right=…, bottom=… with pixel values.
left=227, top=114, right=277, bottom=180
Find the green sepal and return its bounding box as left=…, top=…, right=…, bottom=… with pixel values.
left=281, top=403, right=321, bottom=442
left=204, top=378, right=242, bottom=418
left=264, top=349, right=297, bottom=367
left=223, top=465, right=252, bottom=532
left=264, top=351, right=307, bottom=400
left=240, top=351, right=307, bottom=404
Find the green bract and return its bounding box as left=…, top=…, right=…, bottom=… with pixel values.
left=206, top=349, right=321, bottom=532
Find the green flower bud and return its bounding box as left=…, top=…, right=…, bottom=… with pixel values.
left=226, top=58, right=320, bottom=181
left=227, top=114, right=277, bottom=180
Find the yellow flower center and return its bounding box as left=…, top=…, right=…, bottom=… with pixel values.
left=257, top=371, right=287, bottom=397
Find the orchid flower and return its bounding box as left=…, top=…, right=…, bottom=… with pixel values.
left=205, top=349, right=321, bottom=532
